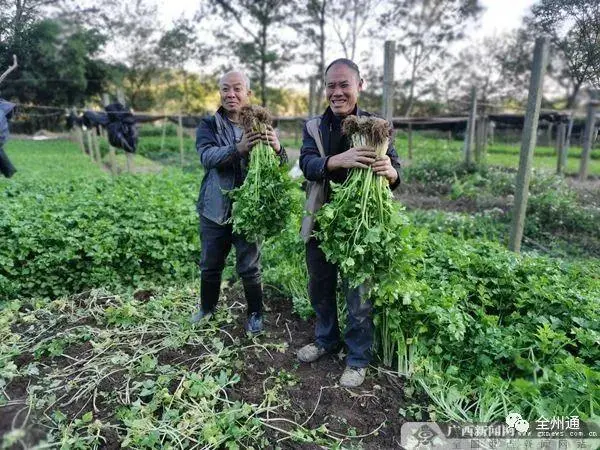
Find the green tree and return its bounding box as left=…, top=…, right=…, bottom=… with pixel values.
left=440, top=35, right=515, bottom=112
left=0, top=18, right=110, bottom=105
left=210, top=0, right=297, bottom=107
left=526, top=0, right=600, bottom=107
left=290, top=0, right=328, bottom=107
left=380, top=0, right=482, bottom=116
left=113, top=1, right=162, bottom=110
left=331, top=0, right=382, bottom=62
left=157, top=18, right=207, bottom=112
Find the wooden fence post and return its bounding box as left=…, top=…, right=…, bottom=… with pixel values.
left=92, top=128, right=102, bottom=167
left=464, top=86, right=477, bottom=165
left=483, top=117, right=489, bottom=159
left=85, top=129, right=94, bottom=163
left=308, top=76, right=316, bottom=118
left=382, top=40, right=395, bottom=122
left=407, top=123, right=413, bottom=160
left=546, top=122, right=553, bottom=148
left=579, top=89, right=599, bottom=180
left=556, top=121, right=567, bottom=175
left=509, top=37, right=549, bottom=253
left=102, top=93, right=117, bottom=176
left=475, top=115, right=486, bottom=163
left=76, top=126, right=86, bottom=155
left=73, top=108, right=86, bottom=154
left=116, top=88, right=134, bottom=173
left=178, top=112, right=184, bottom=168
left=160, top=111, right=168, bottom=152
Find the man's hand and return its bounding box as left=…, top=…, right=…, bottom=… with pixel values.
left=371, top=155, right=398, bottom=184
left=260, top=126, right=281, bottom=153
left=236, top=131, right=262, bottom=155
left=237, top=127, right=281, bottom=155
left=327, top=146, right=376, bottom=170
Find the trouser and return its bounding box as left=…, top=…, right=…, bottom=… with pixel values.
left=199, top=215, right=262, bottom=313
left=306, top=236, right=373, bottom=368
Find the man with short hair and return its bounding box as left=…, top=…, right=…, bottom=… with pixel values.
left=298, top=59, right=401, bottom=387
left=192, top=70, right=287, bottom=333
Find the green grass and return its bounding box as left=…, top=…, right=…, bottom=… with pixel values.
left=103, top=152, right=164, bottom=174
left=484, top=151, right=600, bottom=175
left=1, top=139, right=106, bottom=182
left=136, top=136, right=196, bottom=154
left=284, top=132, right=600, bottom=177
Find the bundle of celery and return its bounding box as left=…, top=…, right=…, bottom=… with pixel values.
left=315, top=116, right=412, bottom=289
left=229, top=105, right=297, bottom=241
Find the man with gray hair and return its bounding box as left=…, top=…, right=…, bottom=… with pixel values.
left=192, top=71, right=287, bottom=333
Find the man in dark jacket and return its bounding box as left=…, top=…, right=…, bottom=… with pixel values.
left=0, top=100, right=16, bottom=178
left=192, top=71, right=286, bottom=333
left=297, top=59, right=401, bottom=387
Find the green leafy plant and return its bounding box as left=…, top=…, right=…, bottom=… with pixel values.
left=315, top=116, right=416, bottom=289
left=228, top=105, right=297, bottom=241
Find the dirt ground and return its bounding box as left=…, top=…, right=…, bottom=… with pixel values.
left=1, top=287, right=410, bottom=449
left=230, top=287, right=410, bottom=449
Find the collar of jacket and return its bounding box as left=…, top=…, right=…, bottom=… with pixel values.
left=319, top=105, right=368, bottom=154
left=321, top=105, right=364, bottom=122
left=214, top=106, right=238, bottom=144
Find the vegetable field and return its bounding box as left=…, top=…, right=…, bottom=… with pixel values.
left=1, top=137, right=599, bottom=448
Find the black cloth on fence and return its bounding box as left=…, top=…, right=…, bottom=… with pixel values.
left=82, top=110, right=107, bottom=135
left=105, top=103, right=137, bottom=153
left=66, top=112, right=84, bottom=130
left=0, top=100, right=17, bottom=178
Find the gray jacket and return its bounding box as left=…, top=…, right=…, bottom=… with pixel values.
left=195, top=107, right=287, bottom=225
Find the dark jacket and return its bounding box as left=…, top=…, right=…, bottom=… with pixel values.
left=196, top=106, right=287, bottom=225
left=0, top=100, right=15, bottom=146
left=0, top=100, right=16, bottom=178
left=299, top=106, right=401, bottom=200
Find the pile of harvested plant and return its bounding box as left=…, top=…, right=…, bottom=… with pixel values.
left=315, top=115, right=414, bottom=289
left=229, top=105, right=297, bottom=241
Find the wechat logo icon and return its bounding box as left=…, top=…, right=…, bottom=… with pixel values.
left=506, top=412, right=530, bottom=433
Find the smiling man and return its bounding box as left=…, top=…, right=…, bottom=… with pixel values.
left=192, top=71, right=286, bottom=333
left=298, top=59, right=401, bottom=388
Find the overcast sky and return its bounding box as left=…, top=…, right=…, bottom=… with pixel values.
left=475, top=0, right=536, bottom=36
left=158, top=0, right=536, bottom=36
left=156, top=0, right=538, bottom=87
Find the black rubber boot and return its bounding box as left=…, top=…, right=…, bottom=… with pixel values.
left=243, top=281, right=263, bottom=333
left=190, top=279, right=221, bottom=324
left=243, top=281, right=263, bottom=315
